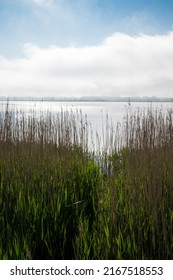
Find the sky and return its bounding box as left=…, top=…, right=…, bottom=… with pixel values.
left=0, top=0, right=173, bottom=98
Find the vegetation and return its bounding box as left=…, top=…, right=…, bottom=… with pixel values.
left=0, top=103, right=173, bottom=259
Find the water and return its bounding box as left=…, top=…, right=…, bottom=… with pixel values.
left=1, top=100, right=173, bottom=124
left=1, top=100, right=173, bottom=151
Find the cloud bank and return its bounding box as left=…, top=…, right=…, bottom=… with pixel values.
left=0, top=32, right=173, bottom=98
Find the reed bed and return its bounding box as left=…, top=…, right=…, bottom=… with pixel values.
left=0, top=102, right=173, bottom=259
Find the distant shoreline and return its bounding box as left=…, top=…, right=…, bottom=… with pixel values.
left=0, top=96, right=173, bottom=102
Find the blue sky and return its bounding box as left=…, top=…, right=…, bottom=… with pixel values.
left=0, top=0, right=173, bottom=57
left=0, top=0, right=173, bottom=97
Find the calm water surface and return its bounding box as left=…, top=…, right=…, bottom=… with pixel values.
left=1, top=100, right=173, bottom=123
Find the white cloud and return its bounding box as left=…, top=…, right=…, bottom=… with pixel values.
left=29, top=0, right=54, bottom=7
left=0, top=32, right=173, bottom=97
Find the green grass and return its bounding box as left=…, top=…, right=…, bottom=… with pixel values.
left=0, top=103, right=173, bottom=259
